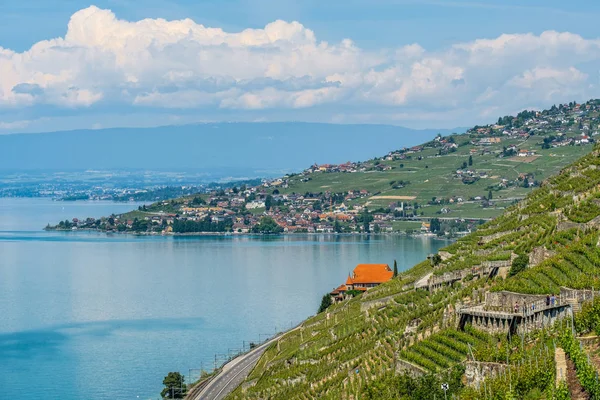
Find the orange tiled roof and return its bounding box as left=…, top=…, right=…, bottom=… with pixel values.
left=351, top=264, right=393, bottom=284
left=331, top=284, right=348, bottom=294
left=345, top=275, right=354, bottom=285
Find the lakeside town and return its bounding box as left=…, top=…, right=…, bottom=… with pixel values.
left=47, top=100, right=600, bottom=237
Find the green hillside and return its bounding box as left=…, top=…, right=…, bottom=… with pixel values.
left=282, top=134, right=589, bottom=218
left=225, top=144, right=600, bottom=399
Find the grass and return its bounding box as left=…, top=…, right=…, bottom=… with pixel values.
left=391, top=220, right=422, bottom=231
left=281, top=136, right=589, bottom=220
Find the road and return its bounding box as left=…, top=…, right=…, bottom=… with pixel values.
left=189, top=329, right=299, bottom=400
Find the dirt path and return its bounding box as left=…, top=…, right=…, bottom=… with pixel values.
left=566, top=355, right=589, bottom=400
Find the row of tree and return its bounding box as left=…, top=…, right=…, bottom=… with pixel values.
left=172, top=217, right=233, bottom=233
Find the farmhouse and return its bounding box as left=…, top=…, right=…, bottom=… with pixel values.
left=330, top=264, right=394, bottom=302
left=517, top=150, right=536, bottom=157
left=345, top=264, right=394, bottom=290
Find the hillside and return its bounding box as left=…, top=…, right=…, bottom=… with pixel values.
left=223, top=143, right=600, bottom=399
left=51, top=99, right=599, bottom=236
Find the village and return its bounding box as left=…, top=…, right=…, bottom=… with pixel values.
left=47, top=100, right=600, bottom=236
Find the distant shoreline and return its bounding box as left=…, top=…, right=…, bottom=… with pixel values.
left=43, top=227, right=453, bottom=240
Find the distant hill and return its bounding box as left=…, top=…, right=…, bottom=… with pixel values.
left=0, top=123, right=452, bottom=173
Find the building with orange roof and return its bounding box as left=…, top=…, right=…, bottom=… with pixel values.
left=330, top=284, right=348, bottom=302
left=347, top=264, right=393, bottom=289
left=330, top=263, right=394, bottom=302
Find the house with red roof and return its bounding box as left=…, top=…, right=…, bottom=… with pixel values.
left=330, top=263, right=394, bottom=302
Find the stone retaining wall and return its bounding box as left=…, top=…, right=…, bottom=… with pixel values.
left=529, top=246, right=556, bottom=267
left=360, top=295, right=396, bottom=312
left=479, top=231, right=512, bottom=244
left=395, top=358, right=426, bottom=377
left=482, top=259, right=512, bottom=268
left=464, top=361, right=507, bottom=389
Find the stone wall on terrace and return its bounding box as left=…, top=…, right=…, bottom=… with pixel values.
left=395, top=358, right=426, bottom=378
left=464, top=362, right=507, bottom=389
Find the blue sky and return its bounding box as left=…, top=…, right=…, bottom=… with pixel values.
left=4, top=0, right=600, bottom=52
left=1, top=0, right=600, bottom=133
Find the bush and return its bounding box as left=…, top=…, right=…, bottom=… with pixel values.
left=575, top=297, right=600, bottom=335
left=510, top=254, right=529, bottom=276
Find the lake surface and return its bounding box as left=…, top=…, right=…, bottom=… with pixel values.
left=0, top=198, right=448, bottom=399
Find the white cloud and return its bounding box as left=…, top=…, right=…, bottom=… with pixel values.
left=1, top=6, right=600, bottom=128
left=0, top=120, right=30, bottom=131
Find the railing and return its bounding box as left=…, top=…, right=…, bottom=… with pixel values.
left=459, top=297, right=565, bottom=316
left=560, top=287, right=600, bottom=302
left=519, top=297, right=566, bottom=317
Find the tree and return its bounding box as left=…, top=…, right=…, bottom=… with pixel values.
left=510, top=254, right=529, bottom=276
left=430, top=218, right=441, bottom=233
left=252, top=216, right=283, bottom=234
left=393, top=260, right=398, bottom=277
left=468, top=155, right=473, bottom=166
left=523, top=177, right=530, bottom=188
left=488, top=190, right=493, bottom=200
left=161, top=372, right=186, bottom=399
left=265, top=195, right=273, bottom=211
left=191, top=196, right=205, bottom=206
left=318, top=294, right=332, bottom=313
left=334, top=220, right=342, bottom=233
left=359, top=209, right=373, bottom=233
left=431, top=254, right=442, bottom=266
left=461, top=161, right=468, bottom=169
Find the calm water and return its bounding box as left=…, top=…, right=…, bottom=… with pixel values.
left=0, top=198, right=448, bottom=399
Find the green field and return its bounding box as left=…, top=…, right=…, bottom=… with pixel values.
left=281, top=134, right=590, bottom=219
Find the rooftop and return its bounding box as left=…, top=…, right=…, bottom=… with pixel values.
left=349, top=263, right=393, bottom=284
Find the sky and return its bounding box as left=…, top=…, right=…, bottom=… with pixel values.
left=2, top=0, right=600, bottom=133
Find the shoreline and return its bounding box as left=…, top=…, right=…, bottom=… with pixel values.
left=43, top=227, right=454, bottom=240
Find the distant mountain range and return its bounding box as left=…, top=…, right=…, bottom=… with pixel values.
left=0, top=123, right=457, bottom=175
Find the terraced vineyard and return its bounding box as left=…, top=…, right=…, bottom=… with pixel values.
left=399, top=328, right=488, bottom=372
left=225, top=144, right=600, bottom=399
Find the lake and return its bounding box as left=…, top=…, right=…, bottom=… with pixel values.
left=0, top=198, right=448, bottom=399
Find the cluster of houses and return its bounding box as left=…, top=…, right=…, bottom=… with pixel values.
left=58, top=181, right=441, bottom=234
left=468, top=100, right=600, bottom=140
left=301, top=160, right=394, bottom=175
